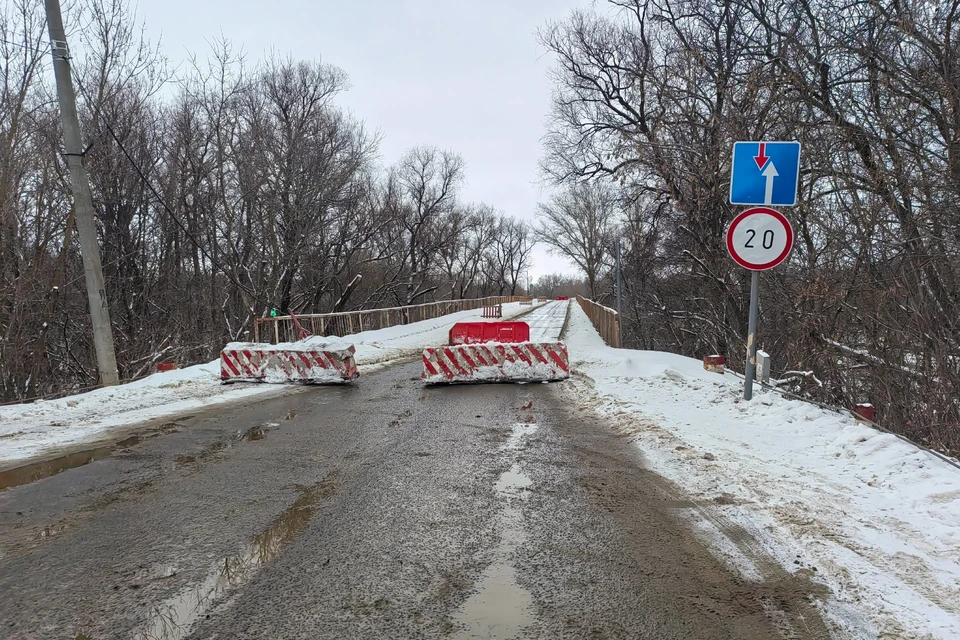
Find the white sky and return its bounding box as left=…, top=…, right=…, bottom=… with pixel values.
left=133, top=0, right=590, bottom=280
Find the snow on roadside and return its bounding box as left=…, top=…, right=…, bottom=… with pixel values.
left=0, top=302, right=531, bottom=466
left=563, top=302, right=960, bottom=639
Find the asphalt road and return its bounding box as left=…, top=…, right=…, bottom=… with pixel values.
left=0, top=359, right=832, bottom=639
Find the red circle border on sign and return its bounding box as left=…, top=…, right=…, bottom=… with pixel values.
left=726, top=207, right=794, bottom=271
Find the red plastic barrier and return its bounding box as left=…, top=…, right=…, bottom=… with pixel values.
left=449, top=322, right=530, bottom=346
left=556, top=296, right=569, bottom=301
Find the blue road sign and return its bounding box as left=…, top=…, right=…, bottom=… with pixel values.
left=729, top=141, right=801, bottom=207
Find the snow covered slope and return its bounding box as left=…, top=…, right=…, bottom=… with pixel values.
left=0, top=302, right=531, bottom=466
left=564, top=302, right=960, bottom=639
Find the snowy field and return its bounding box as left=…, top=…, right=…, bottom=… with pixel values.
left=563, top=302, right=960, bottom=639
left=0, top=302, right=535, bottom=466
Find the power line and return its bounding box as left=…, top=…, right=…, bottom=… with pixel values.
left=0, top=37, right=43, bottom=50
left=69, top=69, right=270, bottom=309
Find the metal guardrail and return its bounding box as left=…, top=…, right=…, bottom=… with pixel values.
left=481, top=304, right=503, bottom=318
left=254, top=296, right=532, bottom=344
left=576, top=295, right=621, bottom=348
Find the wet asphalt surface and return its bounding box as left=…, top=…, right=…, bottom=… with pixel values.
left=0, top=359, right=833, bottom=640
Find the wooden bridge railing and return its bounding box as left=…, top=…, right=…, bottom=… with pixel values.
left=254, top=296, right=532, bottom=344
left=576, top=295, right=621, bottom=348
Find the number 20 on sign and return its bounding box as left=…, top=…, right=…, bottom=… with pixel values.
left=726, top=207, right=794, bottom=271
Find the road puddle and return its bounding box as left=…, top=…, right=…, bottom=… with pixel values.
left=452, top=504, right=534, bottom=639
left=0, top=421, right=188, bottom=492
left=175, top=423, right=278, bottom=467
left=134, top=480, right=335, bottom=640
left=0, top=435, right=142, bottom=492
left=494, top=464, right=532, bottom=493
left=502, top=423, right=537, bottom=452
left=452, top=423, right=538, bottom=638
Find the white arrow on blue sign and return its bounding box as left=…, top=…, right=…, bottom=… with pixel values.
left=729, top=141, right=801, bottom=207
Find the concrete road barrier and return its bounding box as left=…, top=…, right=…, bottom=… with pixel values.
left=221, top=342, right=359, bottom=384
left=422, top=342, right=569, bottom=384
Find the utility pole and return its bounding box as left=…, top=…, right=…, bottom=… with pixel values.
left=615, top=236, right=623, bottom=348
left=45, top=0, right=120, bottom=386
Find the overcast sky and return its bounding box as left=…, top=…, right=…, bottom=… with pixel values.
left=133, top=0, right=594, bottom=280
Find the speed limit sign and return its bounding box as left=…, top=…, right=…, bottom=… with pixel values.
left=726, top=207, right=794, bottom=271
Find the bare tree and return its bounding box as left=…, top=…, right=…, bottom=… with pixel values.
left=536, top=182, right=617, bottom=299
left=395, top=146, right=465, bottom=304
left=0, top=0, right=49, bottom=397
left=535, top=272, right=587, bottom=298
left=487, top=217, right=533, bottom=295
left=0, top=3, right=537, bottom=404
left=539, top=0, right=960, bottom=451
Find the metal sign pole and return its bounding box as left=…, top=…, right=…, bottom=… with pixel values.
left=743, top=270, right=760, bottom=400
left=729, top=140, right=800, bottom=400
left=615, top=236, right=623, bottom=348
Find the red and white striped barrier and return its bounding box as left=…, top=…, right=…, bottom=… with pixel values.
left=221, top=342, right=359, bottom=384
left=422, top=342, right=569, bottom=384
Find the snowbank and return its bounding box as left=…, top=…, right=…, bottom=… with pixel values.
left=0, top=360, right=260, bottom=466
left=564, top=302, right=960, bottom=639
left=0, top=302, right=530, bottom=466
